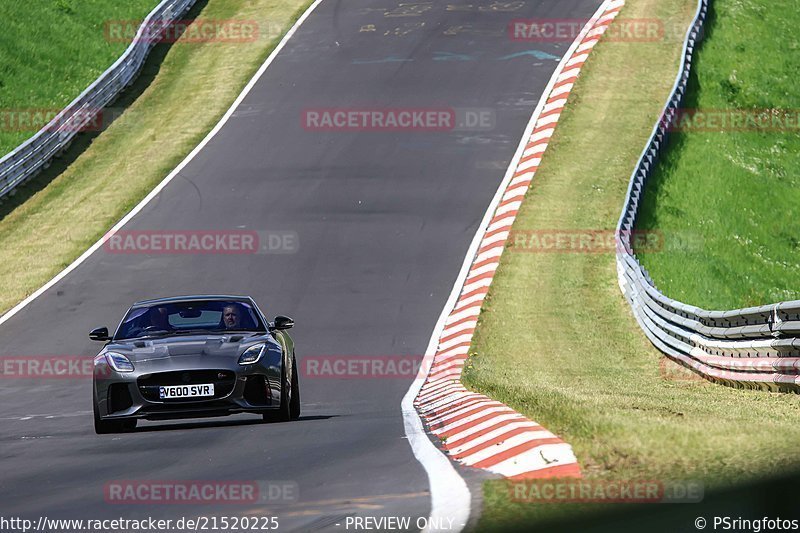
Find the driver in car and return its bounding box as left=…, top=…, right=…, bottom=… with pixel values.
left=222, top=304, right=242, bottom=329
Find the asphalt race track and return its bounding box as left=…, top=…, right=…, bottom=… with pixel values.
left=0, top=0, right=601, bottom=530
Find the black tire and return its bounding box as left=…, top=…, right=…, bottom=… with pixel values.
left=289, top=355, right=301, bottom=420
left=93, top=400, right=137, bottom=434
left=262, top=354, right=299, bottom=423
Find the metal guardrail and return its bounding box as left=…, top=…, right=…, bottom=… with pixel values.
left=615, top=0, right=800, bottom=393
left=0, top=0, right=197, bottom=202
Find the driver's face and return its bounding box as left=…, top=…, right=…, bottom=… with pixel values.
left=223, top=307, right=240, bottom=328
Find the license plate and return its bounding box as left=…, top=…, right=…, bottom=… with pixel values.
left=159, top=383, right=215, bottom=399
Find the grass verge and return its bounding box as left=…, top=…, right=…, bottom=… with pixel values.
left=0, top=0, right=159, bottom=156
left=635, top=0, right=800, bottom=310
left=462, top=0, right=800, bottom=529
left=0, top=0, right=312, bottom=315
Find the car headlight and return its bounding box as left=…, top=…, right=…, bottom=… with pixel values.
left=239, top=343, right=266, bottom=365
left=105, top=352, right=135, bottom=373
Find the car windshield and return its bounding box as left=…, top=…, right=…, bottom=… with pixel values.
left=114, top=300, right=265, bottom=340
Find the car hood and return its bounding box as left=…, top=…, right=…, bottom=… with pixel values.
left=102, top=333, right=275, bottom=363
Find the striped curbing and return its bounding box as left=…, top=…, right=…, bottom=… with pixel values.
left=414, top=0, right=626, bottom=480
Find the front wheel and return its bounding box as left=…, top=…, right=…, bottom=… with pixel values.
left=289, top=355, right=301, bottom=420
left=263, top=355, right=300, bottom=422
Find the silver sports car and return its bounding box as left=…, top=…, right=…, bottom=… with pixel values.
left=90, top=295, right=300, bottom=434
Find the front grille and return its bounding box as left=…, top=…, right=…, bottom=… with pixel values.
left=138, top=370, right=236, bottom=402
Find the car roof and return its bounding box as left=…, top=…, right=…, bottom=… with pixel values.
left=131, top=295, right=255, bottom=308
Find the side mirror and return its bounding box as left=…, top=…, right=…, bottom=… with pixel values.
left=272, top=315, right=294, bottom=330
left=89, top=327, right=110, bottom=341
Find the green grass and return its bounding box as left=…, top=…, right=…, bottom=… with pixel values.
left=463, top=0, right=800, bottom=529
left=0, top=0, right=312, bottom=314
left=635, top=0, right=800, bottom=310
left=0, top=0, right=159, bottom=156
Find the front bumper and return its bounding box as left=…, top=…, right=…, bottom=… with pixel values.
left=93, top=353, right=283, bottom=421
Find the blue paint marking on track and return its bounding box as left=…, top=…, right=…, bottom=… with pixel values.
left=432, top=51, right=476, bottom=61
left=497, top=49, right=560, bottom=61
